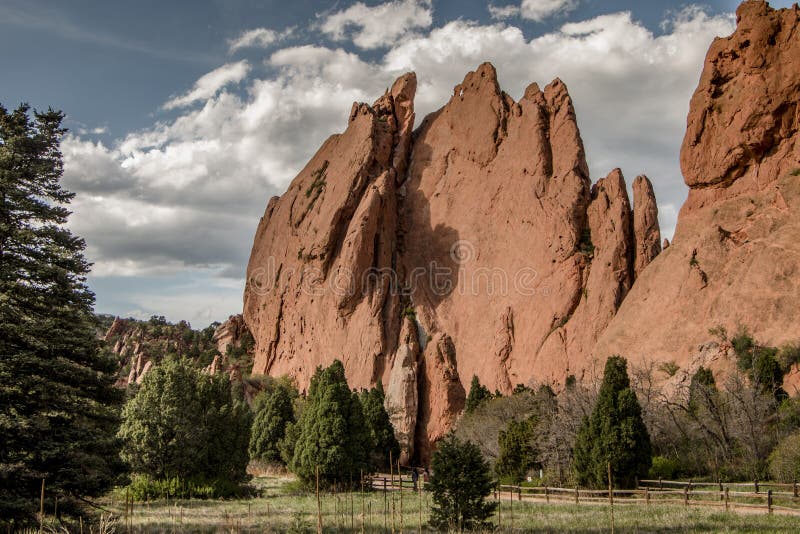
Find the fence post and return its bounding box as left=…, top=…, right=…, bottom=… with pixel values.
left=645, top=487, right=650, bottom=506
left=315, top=465, right=322, bottom=534
left=658, top=477, right=662, bottom=491
left=608, top=463, right=615, bottom=534
left=794, top=478, right=798, bottom=498
left=518, top=486, right=522, bottom=501
left=683, top=486, right=688, bottom=507
left=724, top=487, right=729, bottom=512
left=718, top=480, right=724, bottom=501
left=768, top=490, right=773, bottom=514
left=575, top=487, right=579, bottom=504
left=509, top=485, right=514, bottom=531
left=754, top=479, right=759, bottom=494
left=544, top=486, right=549, bottom=504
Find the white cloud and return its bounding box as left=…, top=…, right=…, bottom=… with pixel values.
left=63, top=4, right=735, bottom=323
left=488, top=4, right=522, bottom=20
left=228, top=27, right=292, bottom=53
left=319, top=0, right=433, bottom=49
left=521, top=0, right=579, bottom=21
left=489, top=0, right=579, bottom=22
left=163, top=60, right=251, bottom=110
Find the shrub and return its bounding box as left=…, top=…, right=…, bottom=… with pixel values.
left=769, top=431, right=800, bottom=483
left=429, top=435, right=497, bottom=531
left=649, top=456, right=679, bottom=480
left=118, top=358, right=252, bottom=494
left=658, top=361, right=680, bottom=377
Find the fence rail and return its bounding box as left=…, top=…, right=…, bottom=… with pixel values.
left=490, top=479, right=800, bottom=516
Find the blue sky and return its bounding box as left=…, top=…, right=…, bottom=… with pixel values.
left=1, top=0, right=791, bottom=327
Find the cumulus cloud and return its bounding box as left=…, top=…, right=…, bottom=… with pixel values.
left=489, top=0, right=579, bottom=22
left=163, top=60, right=250, bottom=110
left=63, top=4, right=735, bottom=323
left=228, top=27, right=292, bottom=53
left=319, top=0, right=433, bottom=49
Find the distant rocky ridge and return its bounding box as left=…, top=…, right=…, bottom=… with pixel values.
left=243, top=0, right=800, bottom=461
left=101, top=314, right=254, bottom=388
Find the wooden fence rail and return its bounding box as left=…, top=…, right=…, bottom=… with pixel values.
left=362, top=475, right=800, bottom=516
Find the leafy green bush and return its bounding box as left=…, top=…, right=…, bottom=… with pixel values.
left=126, top=474, right=245, bottom=500
left=769, top=431, right=800, bottom=483
left=648, top=456, right=679, bottom=480
left=118, top=358, right=252, bottom=490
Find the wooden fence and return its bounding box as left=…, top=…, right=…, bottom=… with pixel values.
left=365, top=474, right=800, bottom=516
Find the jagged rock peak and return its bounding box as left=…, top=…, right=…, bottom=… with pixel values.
left=632, top=175, right=661, bottom=277
left=243, top=63, right=656, bottom=462
left=681, top=0, right=800, bottom=189
left=596, top=0, right=800, bottom=393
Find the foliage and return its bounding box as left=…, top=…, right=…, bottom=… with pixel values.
left=0, top=104, right=125, bottom=525
left=573, top=356, right=651, bottom=489
left=428, top=434, right=497, bottom=531
left=648, top=456, right=679, bottom=480
left=249, top=382, right=297, bottom=465
left=126, top=474, right=245, bottom=500
left=495, top=418, right=537, bottom=484
left=768, top=431, right=800, bottom=483
left=290, top=360, right=372, bottom=488
left=465, top=375, right=492, bottom=414
left=359, top=382, right=401, bottom=470
left=453, top=390, right=541, bottom=462
left=658, top=361, right=680, bottom=377
left=730, top=327, right=787, bottom=400
left=118, top=358, right=252, bottom=495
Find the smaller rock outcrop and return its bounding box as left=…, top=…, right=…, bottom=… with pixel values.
left=632, top=175, right=662, bottom=277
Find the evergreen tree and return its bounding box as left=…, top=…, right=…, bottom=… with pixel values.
left=291, top=360, right=372, bottom=488
left=429, top=434, right=497, bottom=531
left=250, top=383, right=296, bottom=464
left=359, top=382, right=401, bottom=470
left=495, top=418, right=536, bottom=483
left=465, top=375, right=492, bottom=413
left=118, top=358, right=251, bottom=492
left=0, top=104, right=125, bottom=525
left=573, top=356, right=651, bottom=489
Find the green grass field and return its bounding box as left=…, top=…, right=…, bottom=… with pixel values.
left=100, top=476, right=800, bottom=533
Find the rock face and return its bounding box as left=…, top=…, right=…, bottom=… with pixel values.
left=244, top=64, right=661, bottom=461
left=213, top=314, right=250, bottom=355
left=595, top=1, right=800, bottom=377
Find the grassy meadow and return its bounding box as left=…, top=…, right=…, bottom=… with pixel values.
left=92, top=475, right=800, bottom=533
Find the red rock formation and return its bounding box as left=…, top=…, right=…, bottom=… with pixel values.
left=595, top=0, right=800, bottom=378
left=633, top=175, right=662, bottom=277
left=244, top=64, right=662, bottom=461
left=213, top=314, right=251, bottom=355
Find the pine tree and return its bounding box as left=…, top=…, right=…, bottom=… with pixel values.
left=249, top=382, right=296, bottom=464
left=0, top=104, right=125, bottom=525
left=290, top=360, right=372, bottom=488
left=495, top=418, right=536, bottom=483
left=429, top=434, right=497, bottom=531
left=359, top=381, right=400, bottom=470
left=465, top=375, right=492, bottom=413
left=573, top=356, right=651, bottom=489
